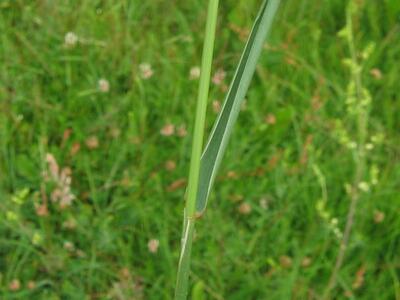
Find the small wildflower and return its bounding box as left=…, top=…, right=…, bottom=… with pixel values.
left=265, top=114, right=276, bottom=125
left=62, top=128, right=73, bottom=147
left=373, top=210, right=385, bottom=223
left=212, top=69, right=226, bottom=86
left=64, top=32, right=78, bottom=48
left=165, top=160, right=176, bottom=171
left=160, top=124, right=175, bottom=136
left=64, top=241, right=75, bottom=251
left=98, top=78, right=110, bottom=93
left=301, top=257, right=312, bottom=268
left=139, top=63, right=154, bottom=79
left=119, top=267, right=131, bottom=279
left=238, top=202, right=252, bottom=215
left=62, top=218, right=77, bottom=230
left=212, top=100, right=221, bottom=113
left=76, top=249, right=86, bottom=258
left=358, top=181, right=370, bottom=192
left=46, top=153, right=60, bottom=181
left=35, top=204, right=49, bottom=217
left=45, top=153, right=75, bottom=208
left=148, top=239, right=159, bottom=253
left=177, top=124, right=187, bottom=137
left=311, top=95, right=323, bottom=110
left=85, top=136, right=99, bottom=149
left=9, top=279, right=21, bottom=291
left=352, top=265, right=366, bottom=290
left=369, top=68, right=382, bottom=80
left=189, top=66, right=201, bottom=80
left=27, top=281, right=36, bottom=290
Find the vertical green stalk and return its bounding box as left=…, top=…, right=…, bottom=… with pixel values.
left=174, top=1, right=219, bottom=299
left=323, top=2, right=369, bottom=298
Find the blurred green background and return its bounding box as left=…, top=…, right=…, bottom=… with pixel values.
left=0, top=0, right=399, bottom=299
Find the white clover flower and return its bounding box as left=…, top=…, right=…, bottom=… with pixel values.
left=98, top=78, right=110, bottom=93
left=212, top=69, right=226, bottom=85
left=189, top=66, right=201, bottom=80
left=160, top=123, right=175, bottom=136
left=139, top=63, right=154, bottom=79
left=64, top=32, right=78, bottom=48
left=148, top=239, right=159, bottom=253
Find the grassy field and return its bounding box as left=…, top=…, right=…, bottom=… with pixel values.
left=1, top=0, right=400, bottom=299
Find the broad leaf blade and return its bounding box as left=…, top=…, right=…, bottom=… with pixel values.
left=196, top=0, right=280, bottom=213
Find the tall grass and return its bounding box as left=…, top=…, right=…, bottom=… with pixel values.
left=323, top=1, right=372, bottom=297
left=174, top=1, right=219, bottom=299
left=174, top=0, right=281, bottom=299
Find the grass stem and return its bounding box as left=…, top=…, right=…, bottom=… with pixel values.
left=174, top=1, right=219, bottom=299
left=323, top=3, right=369, bottom=298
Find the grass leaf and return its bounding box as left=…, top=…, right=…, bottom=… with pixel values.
left=196, top=0, right=281, bottom=214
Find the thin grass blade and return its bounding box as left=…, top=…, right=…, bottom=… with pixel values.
left=196, top=0, right=281, bottom=214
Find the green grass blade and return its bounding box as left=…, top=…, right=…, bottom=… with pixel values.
left=196, top=0, right=281, bottom=214
left=186, top=0, right=220, bottom=218
left=174, top=1, right=219, bottom=299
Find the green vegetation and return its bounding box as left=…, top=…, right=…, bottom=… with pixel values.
left=1, top=0, right=399, bottom=299
left=175, top=1, right=219, bottom=299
